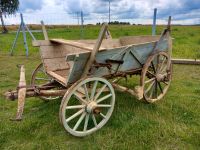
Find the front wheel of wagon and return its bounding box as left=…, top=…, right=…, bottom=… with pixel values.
left=59, top=77, right=115, bottom=137
left=31, top=63, right=61, bottom=101
left=141, top=51, right=172, bottom=103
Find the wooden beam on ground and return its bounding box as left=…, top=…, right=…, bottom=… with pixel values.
left=11, top=65, right=26, bottom=121
left=172, top=58, right=200, bottom=65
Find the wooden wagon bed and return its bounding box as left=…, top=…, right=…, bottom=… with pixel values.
left=33, top=35, right=161, bottom=86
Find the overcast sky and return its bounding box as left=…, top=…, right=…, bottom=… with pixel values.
left=4, top=0, right=200, bottom=25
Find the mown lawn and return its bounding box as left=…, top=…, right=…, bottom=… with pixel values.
left=0, top=25, right=200, bottom=149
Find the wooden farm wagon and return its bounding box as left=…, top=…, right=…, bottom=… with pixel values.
left=5, top=17, right=173, bottom=137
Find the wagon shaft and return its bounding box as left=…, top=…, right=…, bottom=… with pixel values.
left=5, top=89, right=67, bottom=101
left=11, top=65, right=26, bottom=121
left=111, top=83, right=143, bottom=100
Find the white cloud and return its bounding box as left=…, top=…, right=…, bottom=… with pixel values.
left=3, top=0, right=200, bottom=25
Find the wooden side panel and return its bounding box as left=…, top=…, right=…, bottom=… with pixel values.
left=40, top=44, right=91, bottom=72
left=92, top=40, right=168, bottom=76
left=120, top=35, right=160, bottom=46
left=43, top=58, right=70, bottom=71
left=67, top=52, right=90, bottom=84
left=40, top=45, right=90, bottom=59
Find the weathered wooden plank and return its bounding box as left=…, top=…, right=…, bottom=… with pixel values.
left=41, top=21, right=49, bottom=40
left=120, top=35, right=160, bottom=46
left=76, top=39, right=121, bottom=49
left=40, top=45, right=90, bottom=59
left=66, top=52, right=90, bottom=83
left=47, top=71, right=67, bottom=85
left=172, top=59, right=200, bottom=65
left=12, top=65, right=26, bottom=121
left=50, top=39, right=107, bottom=51
left=82, top=23, right=108, bottom=77
left=54, top=69, right=70, bottom=78
left=32, top=40, right=52, bottom=47
left=43, top=58, right=70, bottom=72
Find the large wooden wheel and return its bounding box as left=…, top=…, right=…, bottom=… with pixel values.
left=31, top=63, right=61, bottom=101
left=59, top=77, right=115, bottom=137
left=141, top=51, right=172, bottom=103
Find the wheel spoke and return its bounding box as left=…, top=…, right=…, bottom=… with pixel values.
left=160, top=65, right=167, bottom=73
left=147, top=70, right=156, bottom=77
left=100, top=113, right=106, bottom=119
left=154, top=81, right=158, bottom=98
left=162, top=81, right=169, bottom=85
left=73, top=112, right=86, bottom=131
left=66, top=109, right=84, bottom=123
left=151, top=62, right=156, bottom=73
left=90, top=81, right=98, bottom=100
left=66, top=105, right=85, bottom=110
left=158, top=82, right=163, bottom=93
left=97, top=104, right=111, bottom=108
left=156, top=55, right=160, bottom=71
left=35, top=77, right=51, bottom=81
left=96, top=94, right=112, bottom=104
left=145, top=80, right=155, bottom=94
left=158, top=57, right=167, bottom=72
left=92, top=114, right=97, bottom=127
left=144, top=77, right=155, bottom=84
left=83, top=114, right=89, bottom=131
left=83, top=84, right=89, bottom=101
left=74, top=91, right=87, bottom=104
left=94, top=84, right=107, bottom=101
left=149, top=85, right=154, bottom=98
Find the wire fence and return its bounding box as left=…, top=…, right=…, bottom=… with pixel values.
left=3, top=8, right=200, bottom=26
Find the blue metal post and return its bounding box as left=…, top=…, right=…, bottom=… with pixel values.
left=152, top=8, right=157, bottom=36
left=80, top=11, right=84, bottom=39
left=20, top=13, right=29, bottom=57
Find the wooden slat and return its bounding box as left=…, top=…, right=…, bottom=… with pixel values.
left=82, top=23, right=108, bottom=77
left=120, top=35, right=160, bottom=46
left=50, top=39, right=107, bottom=51
left=47, top=71, right=67, bottom=85
left=32, top=40, right=52, bottom=47
left=41, top=21, right=49, bottom=40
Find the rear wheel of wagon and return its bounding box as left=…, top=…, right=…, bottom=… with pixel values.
left=59, top=77, right=115, bottom=137
left=31, top=63, right=61, bottom=101
left=141, top=51, right=172, bottom=103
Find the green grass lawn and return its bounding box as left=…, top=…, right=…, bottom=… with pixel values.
left=0, top=25, right=200, bottom=149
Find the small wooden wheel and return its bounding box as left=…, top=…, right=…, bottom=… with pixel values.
left=59, top=77, right=115, bottom=137
left=31, top=63, right=61, bottom=101
left=141, top=51, right=172, bottom=103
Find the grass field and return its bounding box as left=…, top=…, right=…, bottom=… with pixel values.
left=0, top=25, right=200, bottom=149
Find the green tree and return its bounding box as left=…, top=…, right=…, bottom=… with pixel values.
left=0, top=0, right=19, bottom=33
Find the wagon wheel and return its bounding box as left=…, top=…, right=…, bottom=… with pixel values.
left=59, top=77, right=115, bottom=137
left=31, top=63, right=61, bottom=101
left=141, top=51, right=172, bottom=103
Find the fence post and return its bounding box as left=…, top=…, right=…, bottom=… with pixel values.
left=80, top=11, right=84, bottom=39
left=152, top=8, right=157, bottom=36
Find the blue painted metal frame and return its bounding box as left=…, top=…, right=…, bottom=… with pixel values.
left=152, top=8, right=157, bottom=36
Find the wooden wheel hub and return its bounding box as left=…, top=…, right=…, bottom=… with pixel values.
left=156, top=73, right=165, bottom=82
left=86, top=101, right=97, bottom=113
